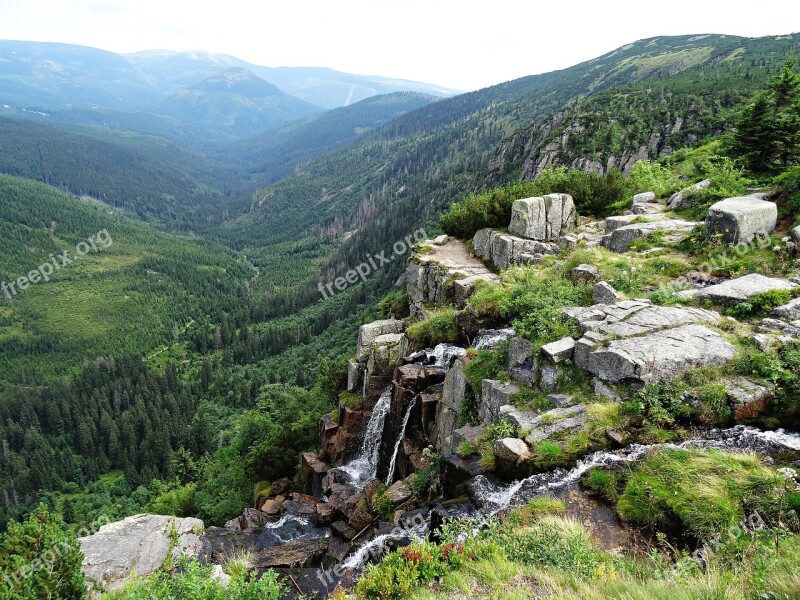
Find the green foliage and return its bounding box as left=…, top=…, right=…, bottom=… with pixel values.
left=678, top=156, right=753, bottom=218
left=439, top=181, right=540, bottom=239
left=0, top=504, right=86, bottom=599
left=728, top=58, right=800, bottom=172
left=622, top=379, right=691, bottom=428
left=377, top=290, right=410, bottom=319
left=462, top=349, right=507, bottom=390
left=616, top=448, right=795, bottom=540
left=629, top=160, right=681, bottom=197
left=728, top=288, right=798, bottom=318
left=103, top=558, right=284, bottom=600
left=583, top=468, right=624, bottom=502
left=405, top=309, right=459, bottom=348
left=691, top=383, right=732, bottom=425
left=409, top=449, right=441, bottom=500
left=534, top=166, right=634, bottom=216
left=371, top=485, right=396, bottom=521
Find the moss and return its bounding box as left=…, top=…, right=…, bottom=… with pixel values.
left=406, top=308, right=459, bottom=348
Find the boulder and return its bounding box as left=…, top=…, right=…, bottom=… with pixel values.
left=538, top=362, right=562, bottom=392
left=493, top=438, right=531, bottom=465
left=569, top=264, right=599, bottom=284
left=472, top=228, right=559, bottom=270
left=524, top=405, right=587, bottom=444
left=300, top=452, right=329, bottom=497
left=357, top=320, right=404, bottom=361
left=499, top=404, right=536, bottom=431
left=668, top=178, right=711, bottom=209
left=541, top=337, right=575, bottom=363
left=508, top=194, right=577, bottom=241
left=690, top=274, right=797, bottom=306
left=451, top=424, right=484, bottom=451
left=547, top=393, right=577, bottom=408
left=80, top=515, right=209, bottom=591
left=705, top=197, right=777, bottom=244
left=260, top=496, right=285, bottom=516
left=250, top=538, right=329, bottom=569
left=603, top=219, right=699, bottom=253
left=592, top=281, right=621, bottom=305
left=633, top=191, right=656, bottom=204
left=224, top=508, right=269, bottom=531
left=441, top=454, right=483, bottom=498
left=366, top=333, right=409, bottom=379
left=479, top=380, right=520, bottom=423
left=773, top=297, right=800, bottom=321
left=631, top=202, right=667, bottom=215
left=791, top=225, right=800, bottom=244
left=386, top=480, right=413, bottom=505
left=433, top=234, right=449, bottom=245
left=723, top=378, right=775, bottom=421
left=605, top=213, right=667, bottom=232
left=508, top=337, right=536, bottom=385
left=585, top=324, right=736, bottom=384
left=331, top=520, right=358, bottom=542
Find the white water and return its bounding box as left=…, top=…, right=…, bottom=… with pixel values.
left=427, top=343, right=466, bottom=368
left=386, top=397, right=418, bottom=486
left=473, top=327, right=515, bottom=350
left=342, top=520, right=429, bottom=569
left=335, top=386, right=393, bottom=486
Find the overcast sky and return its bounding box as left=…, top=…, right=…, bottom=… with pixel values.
left=1, top=0, right=798, bottom=91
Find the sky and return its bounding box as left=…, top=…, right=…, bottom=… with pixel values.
left=0, top=0, right=798, bottom=91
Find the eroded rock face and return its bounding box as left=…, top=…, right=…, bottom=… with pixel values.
left=773, top=298, right=800, bottom=321
left=706, top=197, right=777, bottom=244
left=603, top=219, right=699, bottom=253
left=524, top=405, right=587, bottom=444
left=479, top=380, right=520, bottom=423
left=585, top=324, right=736, bottom=384
left=80, top=515, right=209, bottom=591
left=508, top=194, right=577, bottom=241
left=250, top=538, right=329, bottom=569
left=356, top=320, right=405, bottom=361
left=433, top=358, right=468, bottom=455
left=687, top=274, right=797, bottom=306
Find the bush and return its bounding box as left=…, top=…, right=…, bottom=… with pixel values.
left=678, top=156, right=752, bottom=218
left=629, top=160, right=681, bottom=198
left=439, top=181, right=539, bottom=239
left=406, top=309, right=459, bottom=348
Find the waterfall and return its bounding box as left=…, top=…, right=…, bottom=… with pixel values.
left=386, top=397, right=418, bottom=486
left=342, top=519, right=429, bottom=569
left=336, top=386, right=392, bottom=486
left=472, top=327, right=515, bottom=350
left=427, top=343, right=466, bottom=369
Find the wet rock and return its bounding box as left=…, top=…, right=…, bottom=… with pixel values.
left=473, top=327, right=515, bottom=350
left=315, top=502, right=338, bottom=527
left=541, top=336, right=575, bottom=363
left=204, top=527, right=257, bottom=562
left=706, top=197, right=777, bottom=244
left=603, top=219, right=699, bottom=253
left=225, top=508, right=269, bottom=531
left=569, top=263, right=599, bottom=284
left=318, top=415, right=339, bottom=463
left=688, top=274, right=797, bottom=306
left=347, top=502, right=374, bottom=532
left=301, top=453, right=329, bottom=498
left=524, top=405, right=587, bottom=444
left=479, top=379, right=520, bottom=423
left=633, top=191, right=656, bottom=204
left=260, top=496, right=286, bottom=516
left=593, top=281, right=622, bottom=304
left=356, top=319, right=405, bottom=361
left=508, top=194, right=577, bottom=241
left=668, top=178, right=711, bottom=209
left=80, top=515, right=209, bottom=591
left=773, top=297, right=800, bottom=321
left=331, top=521, right=358, bottom=542
left=441, top=454, right=483, bottom=498
left=724, top=378, right=775, bottom=421
left=394, top=363, right=446, bottom=390
left=586, top=324, right=736, bottom=384
left=250, top=538, right=329, bottom=569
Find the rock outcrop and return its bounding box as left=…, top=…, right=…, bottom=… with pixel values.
left=667, top=178, right=711, bottom=209
left=602, top=219, right=698, bottom=253
left=80, top=515, right=209, bottom=591
left=472, top=228, right=559, bottom=270
left=705, top=197, right=777, bottom=244
left=683, top=274, right=797, bottom=305
left=507, top=194, right=577, bottom=241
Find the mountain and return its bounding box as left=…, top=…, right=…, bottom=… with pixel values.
left=125, top=49, right=460, bottom=108
left=0, top=41, right=457, bottom=137
left=146, top=67, right=321, bottom=137
left=224, top=34, right=800, bottom=281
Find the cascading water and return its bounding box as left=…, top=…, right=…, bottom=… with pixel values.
left=426, top=343, right=467, bottom=369
left=342, top=519, right=429, bottom=569
left=386, top=397, right=418, bottom=486
left=335, top=386, right=392, bottom=486
left=472, top=327, right=515, bottom=350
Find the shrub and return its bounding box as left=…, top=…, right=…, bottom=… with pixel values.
left=728, top=289, right=798, bottom=318
left=406, top=309, right=459, bottom=348
left=371, top=485, right=396, bottom=520
left=629, top=160, right=681, bottom=198
left=439, top=181, right=539, bottom=239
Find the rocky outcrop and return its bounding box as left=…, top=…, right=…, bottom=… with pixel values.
left=705, top=197, right=777, bottom=244
left=632, top=192, right=656, bottom=204
left=507, top=194, right=577, bottom=241
left=406, top=239, right=498, bottom=317
left=523, top=405, right=587, bottom=444
left=773, top=298, right=800, bottom=321
left=432, top=358, right=468, bottom=455
left=724, top=378, right=775, bottom=421
left=668, top=179, right=711, bottom=209
left=472, top=228, right=559, bottom=270
left=604, top=213, right=668, bottom=232
left=593, top=281, right=622, bottom=304
left=301, top=452, right=330, bottom=498
left=583, top=324, right=736, bottom=384
left=80, top=515, right=209, bottom=591
left=250, top=539, right=329, bottom=569
left=683, top=274, right=797, bottom=305
left=478, top=380, right=520, bottom=423
left=602, top=219, right=699, bottom=253
left=357, top=320, right=405, bottom=361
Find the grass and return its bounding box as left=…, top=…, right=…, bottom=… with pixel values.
left=405, top=308, right=459, bottom=349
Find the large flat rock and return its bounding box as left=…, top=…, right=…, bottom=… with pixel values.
left=584, top=324, right=736, bottom=384
left=524, top=405, right=587, bottom=444
left=604, top=213, right=668, bottom=232
left=602, top=219, right=698, bottom=253
left=706, top=197, right=777, bottom=244
left=688, top=274, right=797, bottom=306
left=80, top=515, right=209, bottom=591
